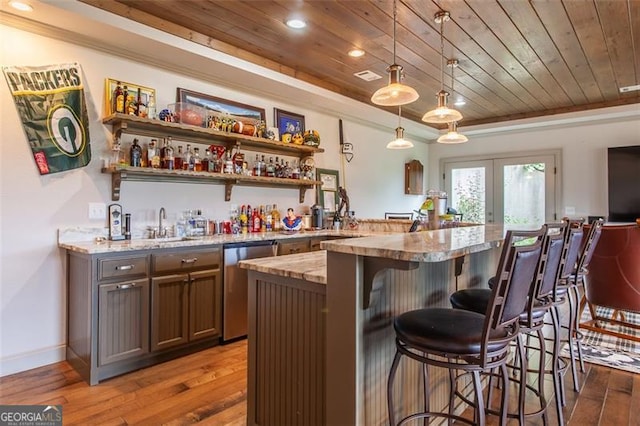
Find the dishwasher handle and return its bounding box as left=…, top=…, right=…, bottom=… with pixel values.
left=223, top=240, right=277, bottom=249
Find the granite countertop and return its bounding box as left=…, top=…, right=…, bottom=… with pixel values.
left=239, top=250, right=326, bottom=284
left=58, top=229, right=377, bottom=254
left=320, top=224, right=508, bottom=262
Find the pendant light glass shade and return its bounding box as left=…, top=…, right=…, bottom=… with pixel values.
left=387, top=106, right=413, bottom=149
left=372, top=65, right=419, bottom=106
left=437, top=121, right=468, bottom=144
left=421, top=90, right=463, bottom=123
left=422, top=11, right=463, bottom=124
left=387, top=126, right=414, bottom=149
left=371, top=0, right=419, bottom=107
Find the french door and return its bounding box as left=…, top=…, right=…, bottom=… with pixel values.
left=443, top=152, right=559, bottom=226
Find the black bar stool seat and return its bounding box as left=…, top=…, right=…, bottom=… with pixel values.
left=394, top=308, right=509, bottom=355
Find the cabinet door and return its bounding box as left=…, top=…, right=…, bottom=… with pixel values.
left=277, top=239, right=309, bottom=255
left=151, top=274, right=189, bottom=351
left=405, top=160, right=424, bottom=195
left=98, top=278, right=149, bottom=366
left=189, top=269, right=222, bottom=341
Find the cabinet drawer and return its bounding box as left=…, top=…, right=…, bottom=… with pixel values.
left=98, top=256, right=148, bottom=281
left=278, top=240, right=309, bottom=255
left=153, top=249, right=221, bottom=273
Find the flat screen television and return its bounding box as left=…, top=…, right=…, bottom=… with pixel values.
left=607, top=145, right=640, bottom=222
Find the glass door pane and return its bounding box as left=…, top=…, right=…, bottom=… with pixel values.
left=444, top=160, right=493, bottom=224
left=494, top=155, right=556, bottom=227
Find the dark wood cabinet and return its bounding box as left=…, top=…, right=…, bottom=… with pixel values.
left=66, top=245, right=222, bottom=385
left=277, top=238, right=310, bottom=255
left=98, top=278, right=150, bottom=365
left=151, top=248, right=222, bottom=351
left=405, top=160, right=424, bottom=195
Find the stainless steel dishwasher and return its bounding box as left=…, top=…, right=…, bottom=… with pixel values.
left=222, top=240, right=277, bottom=342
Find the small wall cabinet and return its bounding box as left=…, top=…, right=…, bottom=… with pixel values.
left=405, top=160, right=424, bottom=195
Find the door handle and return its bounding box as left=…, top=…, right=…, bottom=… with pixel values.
left=115, top=264, right=134, bottom=271
left=116, top=283, right=136, bottom=289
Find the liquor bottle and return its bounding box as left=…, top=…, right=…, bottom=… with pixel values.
left=252, top=207, right=261, bottom=232
left=192, top=147, right=202, bottom=171
left=201, top=148, right=212, bottom=172
left=223, top=150, right=234, bottom=174
left=183, top=144, right=193, bottom=170
left=265, top=205, right=273, bottom=232
left=147, top=93, right=156, bottom=119
left=291, top=160, right=300, bottom=179
left=148, top=139, right=161, bottom=168
left=129, top=138, right=142, bottom=167
left=123, top=85, right=130, bottom=114
left=246, top=205, right=252, bottom=232
left=283, top=161, right=292, bottom=178
left=174, top=145, right=184, bottom=170
left=253, top=154, right=262, bottom=176
left=260, top=205, right=266, bottom=232
left=135, top=88, right=143, bottom=117
left=164, top=137, right=175, bottom=170
left=113, top=82, right=124, bottom=114
left=266, top=157, right=275, bottom=177
left=194, top=210, right=207, bottom=236
left=239, top=205, right=248, bottom=234
left=274, top=156, right=282, bottom=178
left=160, top=138, right=168, bottom=169
left=271, top=204, right=281, bottom=231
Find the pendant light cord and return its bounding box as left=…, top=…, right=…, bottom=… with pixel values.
left=439, top=16, right=445, bottom=92
left=392, top=0, right=397, bottom=64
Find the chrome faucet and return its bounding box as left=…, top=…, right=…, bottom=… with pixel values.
left=158, top=207, right=167, bottom=238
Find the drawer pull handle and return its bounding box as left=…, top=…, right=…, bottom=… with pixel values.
left=181, top=258, right=198, bottom=264
left=115, top=264, right=134, bottom=271
left=117, top=283, right=136, bottom=290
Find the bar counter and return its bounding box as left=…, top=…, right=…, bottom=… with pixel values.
left=240, top=224, right=509, bottom=426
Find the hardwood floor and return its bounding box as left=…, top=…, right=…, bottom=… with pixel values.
left=0, top=340, right=638, bottom=425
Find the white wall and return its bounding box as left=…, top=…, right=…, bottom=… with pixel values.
left=427, top=118, right=640, bottom=219
left=0, top=23, right=428, bottom=375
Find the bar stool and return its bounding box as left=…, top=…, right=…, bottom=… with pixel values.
left=556, top=218, right=604, bottom=392
left=450, top=223, right=570, bottom=424
left=387, top=227, right=545, bottom=426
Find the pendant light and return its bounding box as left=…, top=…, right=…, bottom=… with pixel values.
left=422, top=11, right=463, bottom=124
left=437, top=58, right=468, bottom=144
left=371, top=0, right=419, bottom=106
left=437, top=121, right=468, bottom=144
left=387, top=106, right=414, bottom=149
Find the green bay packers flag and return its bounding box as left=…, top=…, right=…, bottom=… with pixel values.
left=3, top=63, right=91, bottom=174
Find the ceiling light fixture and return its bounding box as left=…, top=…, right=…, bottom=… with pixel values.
left=348, top=49, right=365, bottom=58
left=371, top=0, right=419, bottom=106
left=437, top=121, right=468, bottom=144
left=9, top=1, right=33, bottom=12
left=422, top=11, right=463, bottom=124
left=286, top=18, right=306, bottom=29
left=387, top=106, right=414, bottom=149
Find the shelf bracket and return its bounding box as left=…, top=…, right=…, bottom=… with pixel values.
left=362, top=257, right=419, bottom=309
left=111, top=171, right=123, bottom=201
left=225, top=180, right=237, bottom=201
left=111, top=120, right=128, bottom=141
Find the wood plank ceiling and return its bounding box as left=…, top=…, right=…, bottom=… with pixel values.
left=81, top=0, right=640, bottom=129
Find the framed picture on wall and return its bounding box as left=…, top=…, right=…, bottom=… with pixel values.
left=104, top=78, right=156, bottom=117
left=177, top=88, right=266, bottom=123
left=274, top=108, right=305, bottom=139
left=316, top=168, right=339, bottom=212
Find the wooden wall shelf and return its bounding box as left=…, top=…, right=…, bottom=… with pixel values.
left=102, top=114, right=323, bottom=202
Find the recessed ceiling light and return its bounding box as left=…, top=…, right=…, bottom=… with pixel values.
left=9, top=1, right=33, bottom=12
left=454, top=99, right=466, bottom=106
left=348, top=49, right=365, bottom=58
left=286, top=19, right=306, bottom=29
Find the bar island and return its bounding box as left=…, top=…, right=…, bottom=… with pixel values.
left=240, top=224, right=509, bottom=426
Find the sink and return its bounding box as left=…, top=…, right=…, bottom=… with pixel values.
left=135, top=236, right=202, bottom=244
